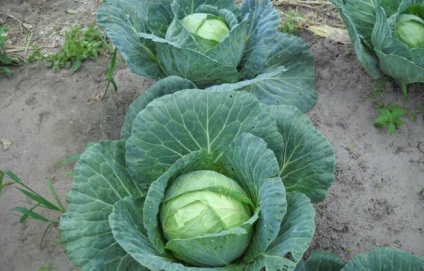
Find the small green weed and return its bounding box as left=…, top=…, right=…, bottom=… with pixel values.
left=409, top=103, right=423, bottom=121
left=53, top=151, right=84, bottom=177
left=346, top=146, right=356, bottom=155
left=36, top=263, right=55, bottom=271
left=374, top=104, right=407, bottom=135
left=281, top=9, right=304, bottom=34
left=368, top=77, right=423, bottom=134
left=0, top=26, right=15, bottom=75
left=0, top=170, right=65, bottom=247
left=104, top=47, right=119, bottom=95
left=368, top=77, right=391, bottom=105
left=30, top=25, right=112, bottom=72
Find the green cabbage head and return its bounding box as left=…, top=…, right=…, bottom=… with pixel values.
left=396, top=11, right=424, bottom=48
left=97, top=0, right=317, bottom=112
left=160, top=170, right=253, bottom=266
left=59, top=76, right=336, bottom=271
left=180, top=13, right=230, bottom=49
left=331, top=0, right=424, bottom=96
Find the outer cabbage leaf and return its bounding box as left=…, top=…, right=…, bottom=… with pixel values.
left=341, top=247, right=424, bottom=270
left=223, top=133, right=286, bottom=263
left=239, top=33, right=317, bottom=112
left=270, top=105, right=335, bottom=203
left=144, top=0, right=174, bottom=37
left=239, top=0, right=280, bottom=51
left=372, top=7, right=424, bottom=85
left=59, top=141, right=146, bottom=270
left=171, top=0, right=238, bottom=19
left=330, top=0, right=381, bottom=78
left=97, top=0, right=163, bottom=78
left=203, top=18, right=248, bottom=68
left=293, top=251, right=345, bottom=271
left=245, top=192, right=315, bottom=271
left=120, top=76, right=197, bottom=139
left=125, top=89, right=284, bottom=183
left=139, top=33, right=240, bottom=87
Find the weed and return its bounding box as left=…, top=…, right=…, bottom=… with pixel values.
left=367, top=77, right=423, bottom=135
left=420, top=186, right=424, bottom=200
left=343, top=45, right=354, bottom=56
left=30, top=25, right=112, bottom=72
left=368, top=77, right=391, bottom=105
left=36, top=263, right=55, bottom=271
left=409, top=103, right=423, bottom=121
left=28, top=25, right=119, bottom=93
left=0, top=170, right=65, bottom=247
left=346, top=146, right=356, bottom=155
left=374, top=104, right=407, bottom=135
left=0, top=26, right=15, bottom=75
left=281, top=9, right=304, bottom=34
left=53, top=151, right=84, bottom=177
left=104, top=47, right=119, bottom=96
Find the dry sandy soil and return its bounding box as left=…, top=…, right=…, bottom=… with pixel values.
left=0, top=0, right=423, bottom=270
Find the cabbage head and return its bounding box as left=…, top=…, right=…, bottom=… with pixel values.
left=59, top=76, right=335, bottom=271
left=331, top=0, right=424, bottom=96
left=97, top=0, right=317, bottom=112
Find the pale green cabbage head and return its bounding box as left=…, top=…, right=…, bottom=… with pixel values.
left=160, top=170, right=253, bottom=266
left=396, top=14, right=424, bottom=48
left=181, top=13, right=230, bottom=48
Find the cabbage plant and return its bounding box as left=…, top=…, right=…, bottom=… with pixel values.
left=97, top=0, right=317, bottom=112
left=59, top=76, right=335, bottom=270
left=331, top=0, right=424, bottom=96
left=294, top=247, right=424, bottom=271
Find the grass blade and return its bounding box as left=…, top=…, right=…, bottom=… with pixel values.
left=13, top=206, right=56, bottom=223
left=40, top=222, right=56, bottom=249
left=104, top=47, right=118, bottom=96
left=15, top=187, right=63, bottom=212
left=47, top=179, right=65, bottom=212
left=4, top=170, right=36, bottom=193
left=54, top=152, right=81, bottom=169
left=18, top=202, right=39, bottom=223
left=0, top=170, right=4, bottom=198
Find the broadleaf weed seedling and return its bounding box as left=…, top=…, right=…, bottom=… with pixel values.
left=367, top=77, right=422, bottom=135
left=0, top=26, right=16, bottom=75
left=374, top=104, right=407, bottom=135
left=30, top=25, right=112, bottom=73
left=281, top=9, right=304, bottom=34
left=29, top=25, right=119, bottom=94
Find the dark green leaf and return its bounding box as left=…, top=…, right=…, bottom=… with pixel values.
left=341, top=247, right=424, bottom=270
left=59, top=140, right=145, bottom=270
left=294, top=250, right=345, bottom=271
left=120, top=76, right=197, bottom=139
left=270, top=105, right=335, bottom=203
left=125, top=89, right=283, bottom=183
left=97, top=0, right=163, bottom=78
